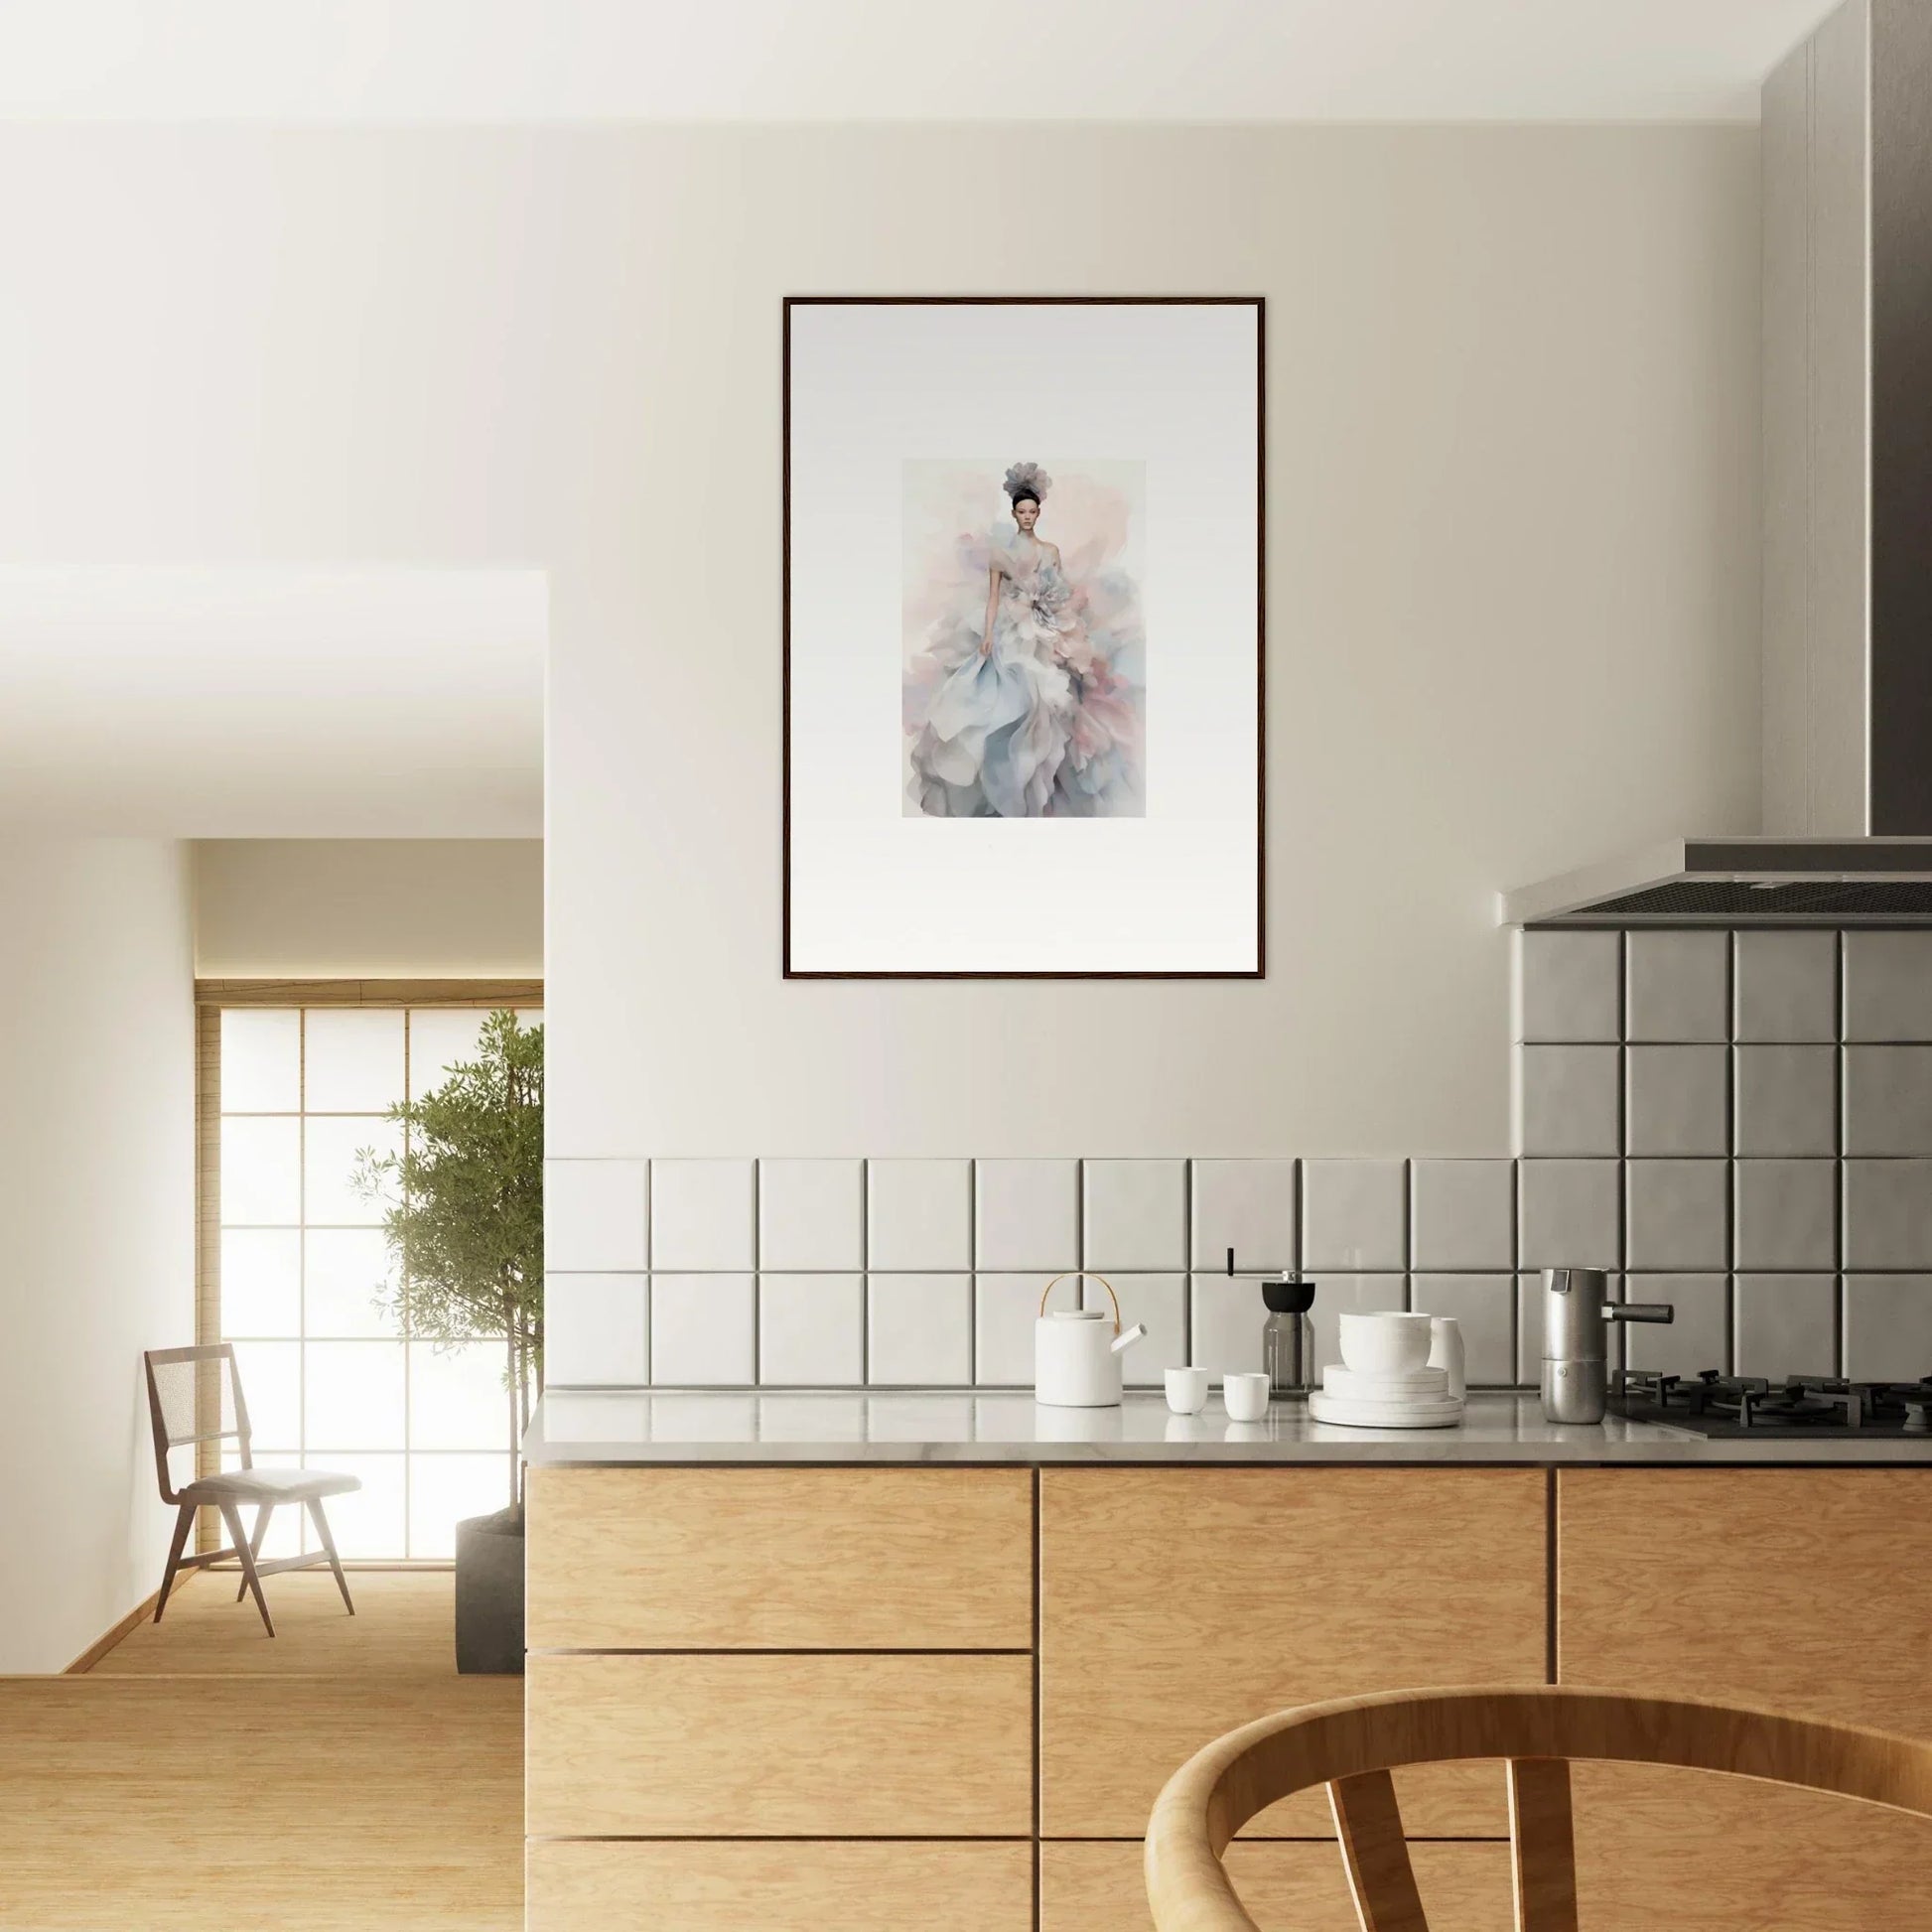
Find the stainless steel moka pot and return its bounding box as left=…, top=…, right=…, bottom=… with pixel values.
left=1541, top=1267, right=1674, bottom=1424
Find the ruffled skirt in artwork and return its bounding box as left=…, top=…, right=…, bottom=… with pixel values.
left=904, top=606, right=1075, bottom=818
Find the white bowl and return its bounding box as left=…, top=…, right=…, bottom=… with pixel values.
left=1337, top=1311, right=1436, bottom=1377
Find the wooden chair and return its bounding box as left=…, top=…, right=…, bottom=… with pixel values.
left=144, top=1343, right=362, bottom=1638
left=1144, top=1684, right=1932, bottom=1931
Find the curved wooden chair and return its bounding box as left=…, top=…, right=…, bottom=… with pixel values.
left=1145, top=1685, right=1932, bottom=1931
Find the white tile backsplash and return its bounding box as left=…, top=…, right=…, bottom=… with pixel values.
left=649, top=1274, right=755, bottom=1385
left=1410, top=1275, right=1514, bottom=1386
left=866, top=1160, right=972, bottom=1271
left=1189, top=1273, right=1265, bottom=1374
left=649, top=1159, right=757, bottom=1271
left=974, top=1160, right=1079, bottom=1272
left=1081, top=1271, right=1185, bottom=1387
left=758, top=1273, right=865, bottom=1385
left=1301, top=1161, right=1406, bottom=1271
left=867, top=1274, right=972, bottom=1386
left=757, top=1159, right=864, bottom=1271
left=544, top=1274, right=648, bottom=1386
left=544, top=1159, right=647, bottom=1273
left=1082, top=1160, right=1186, bottom=1271
left=973, top=1273, right=1046, bottom=1385
left=1189, top=1159, right=1296, bottom=1272
left=1410, top=1160, right=1515, bottom=1272
left=555, top=924, right=1932, bottom=1396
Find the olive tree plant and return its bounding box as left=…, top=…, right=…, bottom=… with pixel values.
left=352, top=1011, right=545, bottom=1477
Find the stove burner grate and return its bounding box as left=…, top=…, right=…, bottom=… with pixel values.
left=1613, top=1369, right=1932, bottom=1435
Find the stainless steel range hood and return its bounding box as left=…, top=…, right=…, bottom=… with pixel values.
left=1502, top=0, right=1932, bottom=928
left=1501, top=839, right=1932, bottom=927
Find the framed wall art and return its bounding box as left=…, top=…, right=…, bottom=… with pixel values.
left=783, top=296, right=1264, bottom=978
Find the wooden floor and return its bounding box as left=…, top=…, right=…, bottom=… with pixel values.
left=0, top=1571, right=522, bottom=1931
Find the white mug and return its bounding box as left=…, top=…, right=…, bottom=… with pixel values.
left=1222, top=1371, right=1271, bottom=1423
left=1426, top=1315, right=1466, bottom=1400
left=1165, top=1366, right=1210, bottom=1415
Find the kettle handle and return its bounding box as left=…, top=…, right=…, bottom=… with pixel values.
left=1039, top=1271, right=1123, bottom=1334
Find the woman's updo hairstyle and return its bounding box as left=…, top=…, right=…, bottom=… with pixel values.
left=1003, top=461, right=1052, bottom=512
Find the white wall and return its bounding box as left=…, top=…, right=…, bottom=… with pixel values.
left=0, top=840, right=195, bottom=1672
left=0, top=124, right=1760, bottom=1159
left=194, top=839, right=544, bottom=977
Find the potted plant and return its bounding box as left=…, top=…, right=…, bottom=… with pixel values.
left=353, top=1009, right=543, bottom=1674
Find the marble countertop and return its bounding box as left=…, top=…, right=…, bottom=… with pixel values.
left=522, top=1389, right=1932, bottom=1465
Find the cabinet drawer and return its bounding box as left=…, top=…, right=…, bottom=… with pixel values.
left=526, top=1653, right=1033, bottom=1837
left=528, top=1841, right=1034, bottom=1932
left=1558, top=1469, right=1932, bottom=1931
left=526, top=1466, right=1033, bottom=1650
left=1039, top=1468, right=1546, bottom=1838
left=1040, top=1840, right=1513, bottom=1931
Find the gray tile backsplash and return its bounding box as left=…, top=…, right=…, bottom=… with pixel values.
left=1516, top=929, right=1620, bottom=1042
left=1733, top=930, right=1837, bottom=1043
left=543, top=931, right=1932, bottom=1393
left=1625, top=1161, right=1728, bottom=1271
left=1410, top=1160, right=1515, bottom=1271
left=1732, top=1045, right=1837, bottom=1157
left=1517, top=1045, right=1621, bottom=1156
left=1625, top=930, right=1729, bottom=1042
left=1624, top=1046, right=1728, bottom=1157
left=1842, top=932, right=1932, bottom=1041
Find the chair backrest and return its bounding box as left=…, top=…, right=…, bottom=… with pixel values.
left=143, top=1344, right=252, bottom=1504
left=1144, top=1685, right=1932, bottom=1932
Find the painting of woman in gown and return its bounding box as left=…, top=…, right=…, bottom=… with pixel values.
left=902, top=460, right=1146, bottom=818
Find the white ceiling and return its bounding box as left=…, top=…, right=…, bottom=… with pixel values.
left=0, top=568, right=545, bottom=837
left=0, top=0, right=1838, bottom=124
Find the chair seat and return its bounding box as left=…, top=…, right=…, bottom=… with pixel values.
left=181, top=1466, right=362, bottom=1505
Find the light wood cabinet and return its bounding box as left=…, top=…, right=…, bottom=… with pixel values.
left=1040, top=1840, right=1513, bottom=1932
left=526, top=1652, right=1033, bottom=1837
left=524, top=1457, right=1932, bottom=1929
left=1558, top=1469, right=1932, bottom=1930
left=526, top=1465, right=1033, bottom=1649
left=528, top=1841, right=1034, bottom=1932
left=1039, top=1467, right=1547, bottom=1838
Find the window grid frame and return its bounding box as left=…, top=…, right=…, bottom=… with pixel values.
left=198, top=980, right=542, bottom=1564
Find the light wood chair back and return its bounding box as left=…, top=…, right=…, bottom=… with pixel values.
left=1144, top=1685, right=1932, bottom=1932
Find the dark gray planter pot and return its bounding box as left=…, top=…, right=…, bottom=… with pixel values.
left=455, top=1504, right=525, bottom=1675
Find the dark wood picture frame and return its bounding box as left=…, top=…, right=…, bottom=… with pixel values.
left=781, top=295, right=1266, bottom=981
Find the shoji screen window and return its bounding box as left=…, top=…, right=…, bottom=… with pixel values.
left=215, top=1002, right=538, bottom=1560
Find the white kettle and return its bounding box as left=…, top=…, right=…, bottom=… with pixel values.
left=1035, top=1272, right=1147, bottom=1408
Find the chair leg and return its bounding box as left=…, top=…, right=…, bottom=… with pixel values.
left=307, top=1496, right=355, bottom=1615
left=218, top=1499, right=275, bottom=1637
left=153, top=1500, right=197, bottom=1624
left=236, top=1502, right=273, bottom=1602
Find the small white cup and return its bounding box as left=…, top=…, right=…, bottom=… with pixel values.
left=1222, top=1371, right=1272, bottom=1423
left=1165, top=1366, right=1210, bottom=1415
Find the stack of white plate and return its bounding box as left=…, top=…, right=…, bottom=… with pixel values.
left=1307, top=1312, right=1465, bottom=1429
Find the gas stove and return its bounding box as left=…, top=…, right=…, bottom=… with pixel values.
left=1610, top=1369, right=1932, bottom=1438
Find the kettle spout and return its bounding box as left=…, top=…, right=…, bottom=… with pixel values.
left=1111, top=1322, right=1149, bottom=1354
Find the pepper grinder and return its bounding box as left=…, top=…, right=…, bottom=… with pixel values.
left=1261, top=1277, right=1317, bottom=1399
